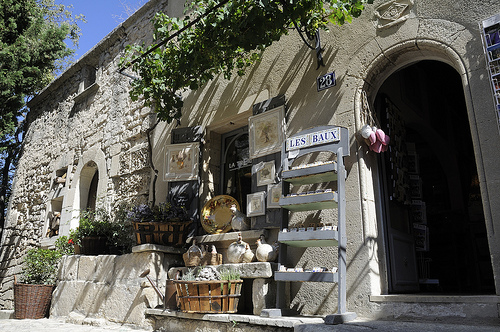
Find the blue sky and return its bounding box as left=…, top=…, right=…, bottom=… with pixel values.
left=61, top=0, right=148, bottom=59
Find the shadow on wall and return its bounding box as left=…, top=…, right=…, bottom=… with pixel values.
left=287, top=235, right=379, bottom=316
left=51, top=252, right=183, bottom=327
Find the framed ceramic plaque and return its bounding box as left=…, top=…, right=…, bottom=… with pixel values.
left=247, top=191, right=266, bottom=217
left=249, top=105, right=285, bottom=159
left=164, top=142, right=199, bottom=181
left=255, top=160, right=276, bottom=186
left=267, top=183, right=282, bottom=208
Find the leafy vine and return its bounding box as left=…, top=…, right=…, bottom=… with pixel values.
left=120, top=0, right=372, bottom=123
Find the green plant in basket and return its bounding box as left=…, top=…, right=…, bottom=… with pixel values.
left=72, top=207, right=134, bottom=254
left=108, top=204, right=134, bottom=253
left=219, top=267, right=241, bottom=281
left=21, top=248, right=62, bottom=285
left=76, top=209, right=113, bottom=240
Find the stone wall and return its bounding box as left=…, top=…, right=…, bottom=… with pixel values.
left=0, top=0, right=170, bottom=309
left=51, top=249, right=183, bottom=328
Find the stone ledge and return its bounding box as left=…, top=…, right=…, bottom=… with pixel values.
left=74, top=82, right=99, bottom=103
left=168, top=262, right=278, bottom=279
left=0, top=310, right=14, bottom=319
left=132, top=244, right=185, bottom=254
left=192, top=229, right=267, bottom=242
left=145, top=309, right=324, bottom=328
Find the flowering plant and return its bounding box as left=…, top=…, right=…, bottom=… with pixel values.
left=126, top=204, right=154, bottom=223
left=55, top=235, right=75, bottom=255
left=127, top=200, right=189, bottom=223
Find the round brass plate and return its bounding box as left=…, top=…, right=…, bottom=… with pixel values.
left=200, top=195, right=240, bottom=234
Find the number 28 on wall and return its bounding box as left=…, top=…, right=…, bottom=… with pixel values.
left=317, top=71, right=336, bottom=92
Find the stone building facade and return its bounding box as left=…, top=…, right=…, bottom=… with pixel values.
left=1, top=0, right=500, bottom=325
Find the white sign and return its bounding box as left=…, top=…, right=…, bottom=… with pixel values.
left=286, top=127, right=341, bottom=151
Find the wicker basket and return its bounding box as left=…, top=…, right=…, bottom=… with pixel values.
left=173, top=279, right=242, bottom=313
left=182, top=250, right=202, bottom=267
left=14, top=282, right=54, bottom=319
left=133, top=220, right=192, bottom=247
left=200, top=252, right=223, bottom=266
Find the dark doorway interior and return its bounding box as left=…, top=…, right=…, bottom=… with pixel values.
left=221, top=127, right=252, bottom=214
left=87, top=170, right=98, bottom=211
left=376, top=60, right=495, bottom=294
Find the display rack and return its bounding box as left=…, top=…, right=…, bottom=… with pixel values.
left=274, top=125, right=355, bottom=324
left=480, top=13, right=500, bottom=132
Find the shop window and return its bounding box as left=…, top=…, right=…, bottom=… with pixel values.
left=221, top=127, right=252, bottom=213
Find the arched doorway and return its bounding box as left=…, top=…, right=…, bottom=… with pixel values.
left=375, top=60, right=495, bottom=294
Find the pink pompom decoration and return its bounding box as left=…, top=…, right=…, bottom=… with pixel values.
left=370, top=140, right=383, bottom=153
left=376, top=129, right=386, bottom=142
left=369, top=131, right=377, bottom=144
left=383, top=135, right=390, bottom=145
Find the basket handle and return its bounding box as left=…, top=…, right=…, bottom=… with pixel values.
left=14, top=275, right=17, bottom=285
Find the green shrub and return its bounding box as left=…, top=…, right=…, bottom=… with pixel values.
left=21, top=248, right=62, bottom=285
left=72, top=207, right=134, bottom=254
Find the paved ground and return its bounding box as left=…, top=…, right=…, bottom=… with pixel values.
left=0, top=318, right=152, bottom=332
left=1, top=317, right=499, bottom=332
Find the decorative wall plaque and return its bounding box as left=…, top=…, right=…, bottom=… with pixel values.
left=374, top=0, right=414, bottom=29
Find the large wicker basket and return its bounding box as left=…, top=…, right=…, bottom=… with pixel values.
left=173, top=279, right=243, bottom=313
left=133, top=220, right=192, bottom=247
left=14, top=282, right=54, bottom=319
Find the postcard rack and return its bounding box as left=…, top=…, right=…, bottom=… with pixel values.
left=275, top=125, right=355, bottom=324
left=480, top=13, right=500, bottom=132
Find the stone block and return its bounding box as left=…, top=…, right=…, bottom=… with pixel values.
left=114, top=252, right=167, bottom=282
left=77, top=255, right=98, bottom=281
left=58, top=255, right=79, bottom=281
left=252, top=278, right=277, bottom=315
left=103, top=282, right=150, bottom=326
left=94, top=255, right=117, bottom=284
left=50, top=280, right=85, bottom=317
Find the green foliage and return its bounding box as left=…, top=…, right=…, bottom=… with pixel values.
left=75, top=209, right=114, bottom=240
left=181, top=268, right=198, bottom=281
left=219, top=267, right=241, bottom=280
left=54, top=235, right=75, bottom=256
left=21, top=248, right=62, bottom=285
left=0, top=0, right=84, bottom=133
left=108, top=204, right=135, bottom=253
left=72, top=207, right=134, bottom=254
left=121, top=0, right=372, bottom=123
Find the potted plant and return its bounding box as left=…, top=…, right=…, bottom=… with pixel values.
left=54, top=235, right=75, bottom=255
left=72, top=208, right=134, bottom=255
left=130, top=199, right=192, bottom=247
left=108, top=204, right=134, bottom=254
left=173, top=266, right=242, bottom=313
left=14, top=247, right=62, bottom=319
